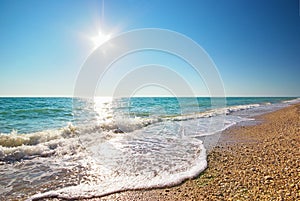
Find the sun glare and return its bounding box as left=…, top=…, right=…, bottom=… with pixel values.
left=90, top=30, right=111, bottom=48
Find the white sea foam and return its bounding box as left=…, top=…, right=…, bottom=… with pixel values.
left=1, top=102, right=264, bottom=200
left=0, top=124, right=80, bottom=162
left=0, top=103, right=259, bottom=163
left=28, top=139, right=207, bottom=200
left=282, top=97, right=300, bottom=104
left=169, top=103, right=260, bottom=121
left=89, top=103, right=261, bottom=133
left=26, top=106, right=250, bottom=200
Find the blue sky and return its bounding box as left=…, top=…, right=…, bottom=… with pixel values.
left=0, top=0, right=299, bottom=97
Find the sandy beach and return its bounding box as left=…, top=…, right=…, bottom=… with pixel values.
left=80, top=103, right=300, bottom=201
left=1, top=1, right=300, bottom=200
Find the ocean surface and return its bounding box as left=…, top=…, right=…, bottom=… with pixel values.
left=0, top=97, right=299, bottom=200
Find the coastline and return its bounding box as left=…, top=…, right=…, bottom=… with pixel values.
left=84, top=103, right=300, bottom=201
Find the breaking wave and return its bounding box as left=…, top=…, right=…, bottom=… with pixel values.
left=0, top=103, right=261, bottom=163
left=2, top=100, right=295, bottom=200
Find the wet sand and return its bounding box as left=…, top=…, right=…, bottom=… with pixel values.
left=83, top=103, right=300, bottom=201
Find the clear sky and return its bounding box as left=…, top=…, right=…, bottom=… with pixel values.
left=0, top=0, right=299, bottom=97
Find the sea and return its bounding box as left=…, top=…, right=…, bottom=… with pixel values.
left=0, top=97, right=299, bottom=200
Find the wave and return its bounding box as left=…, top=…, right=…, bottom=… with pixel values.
left=1, top=102, right=265, bottom=200
left=96, top=103, right=261, bottom=132
left=99, top=117, right=163, bottom=133
left=28, top=135, right=207, bottom=200
left=282, top=97, right=300, bottom=104
left=0, top=124, right=80, bottom=162
left=28, top=141, right=207, bottom=201
left=165, top=103, right=260, bottom=121
left=0, top=103, right=260, bottom=163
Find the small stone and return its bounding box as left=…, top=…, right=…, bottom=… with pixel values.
left=264, top=176, right=273, bottom=180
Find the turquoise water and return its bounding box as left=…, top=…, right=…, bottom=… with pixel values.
left=0, top=97, right=73, bottom=134
left=0, top=97, right=295, bottom=134
left=0, top=97, right=299, bottom=200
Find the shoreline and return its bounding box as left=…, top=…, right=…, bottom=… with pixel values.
left=84, top=103, right=300, bottom=200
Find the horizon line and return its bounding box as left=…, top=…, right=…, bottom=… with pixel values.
left=0, top=95, right=298, bottom=98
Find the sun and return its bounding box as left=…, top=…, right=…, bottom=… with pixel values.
left=90, top=30, right=111, bottom=48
